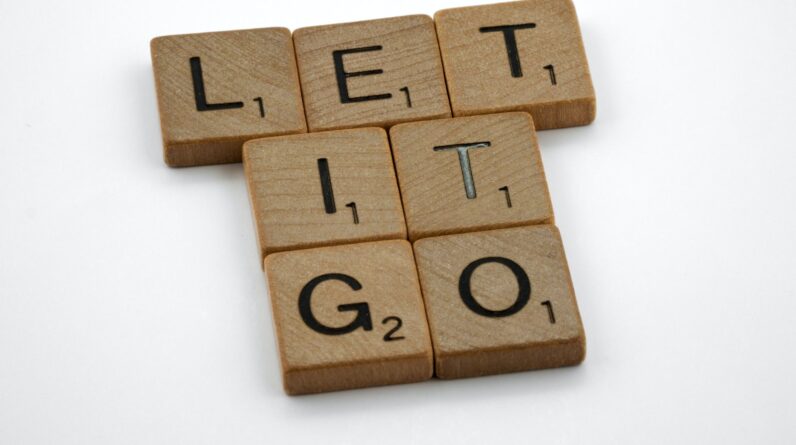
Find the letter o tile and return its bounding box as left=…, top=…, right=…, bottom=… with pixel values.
left=413, top=225, right=586, bottom=379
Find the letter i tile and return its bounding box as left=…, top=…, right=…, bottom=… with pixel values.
left=244, top=128, right=407, bottom=259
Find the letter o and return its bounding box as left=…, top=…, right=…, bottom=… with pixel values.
left=458, top=256, right=531, bottom=318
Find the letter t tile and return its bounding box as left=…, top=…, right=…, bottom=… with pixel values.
left=390, top=112, right=554, bottom=241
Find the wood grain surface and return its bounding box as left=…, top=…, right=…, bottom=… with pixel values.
left=390, top=112, right=554, bottom=241
left=435, top=0, right=596, bottom=129
left=151, top=28, right=306, bottom=167
left=293, top=15, right=451, bottom=132
left=244, top=128, right=407, bottom=259
left=264, top=240, right=433, bottom=395
left=413, top=225, right=586, bottom=379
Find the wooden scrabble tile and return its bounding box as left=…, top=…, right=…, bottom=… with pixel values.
left=390, top=112, right=554, bottom=241
left=413, top=225, right=586, bottom=379
left=151, top=28, right=306, bottom=167
left=293, top=15, right=451, bottom=132
left=244, top=128, right=407, bottom=258
left=435, top=0, right=596, bottom=129
left=264, top=240, right=433, bottom=394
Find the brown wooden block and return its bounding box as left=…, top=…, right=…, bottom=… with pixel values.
left=390, top=112, right=554, bottom=241
left=293, top=15, right=451, bottom=132
left=413, top=225, right=586, bottom=379
left=244, top=128, right=406, bottom=258
left=264, top=240, right=433, bottom=395
left=435, top=0, right=596, bottom=129
left=151, top=28, right=306, bottom=167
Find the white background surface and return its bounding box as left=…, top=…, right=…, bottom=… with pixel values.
left=1, top=0, right=795, bottom=443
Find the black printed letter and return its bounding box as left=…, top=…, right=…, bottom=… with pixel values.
left=332, top=46, right=393, bottom=104
left=458, top=257, right=531, bottom=318
left=317, top=158, right=337, bottom=214
left=298, top=273, right=373, bottom=336
left=189, top=57, right=244, bottom=111
left=479, top=24, right=536, bottom=78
